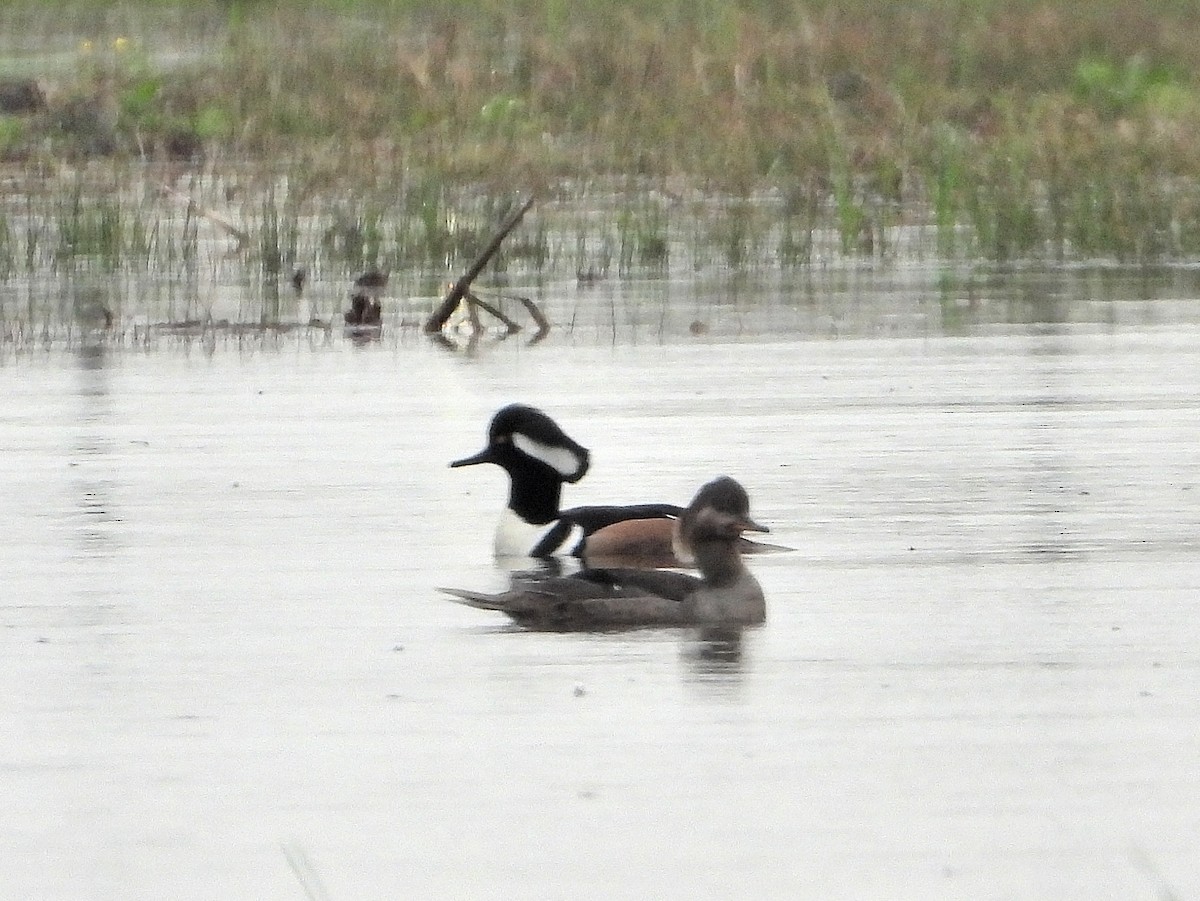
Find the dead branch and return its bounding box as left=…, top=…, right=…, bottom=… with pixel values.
left=515, top=295, right=550, bottom=341
left=424, top=195, right=536, bottom=334
left=159, top=184, right=250, bottom=252
left=465, top=291, right=521, bottom=334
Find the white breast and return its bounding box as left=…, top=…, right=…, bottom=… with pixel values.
left=494, top=508, right=583, bottom=558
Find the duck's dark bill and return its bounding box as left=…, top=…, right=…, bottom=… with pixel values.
left=450, top=448, right=494, bottom=468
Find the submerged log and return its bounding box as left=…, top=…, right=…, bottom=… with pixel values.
left=345, top=270, right=387, bottom=326
left=423, top=195, right=536, bottom=334
left=345, top=294, right=382, bottom=326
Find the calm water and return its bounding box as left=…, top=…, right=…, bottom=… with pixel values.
left=2, top=268, right=1199, bottom=899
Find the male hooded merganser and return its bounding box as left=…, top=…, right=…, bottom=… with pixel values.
left=451, top=403, right=692, bottom=564
left=442, top=476, right=767, bottom=628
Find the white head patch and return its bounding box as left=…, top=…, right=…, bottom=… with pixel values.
left=512, top=432, right=584, bottom=479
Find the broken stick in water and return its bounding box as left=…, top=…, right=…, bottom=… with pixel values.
left=159, top=184, right=250, bottom=253
left=424, top=195, right=541, bottom=335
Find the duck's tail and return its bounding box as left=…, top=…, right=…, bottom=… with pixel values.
left=439, top=587, right=510, bottom=611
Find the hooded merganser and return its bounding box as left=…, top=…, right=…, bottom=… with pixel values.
left=442, top=476, right=767, bottom=628
left=451, top=403, right=692, bottom=564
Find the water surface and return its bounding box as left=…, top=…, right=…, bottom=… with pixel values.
left=2, top=269, right=1198, bottom=899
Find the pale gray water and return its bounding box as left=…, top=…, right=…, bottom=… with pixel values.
left=2, top=273, right=1199, bottom=899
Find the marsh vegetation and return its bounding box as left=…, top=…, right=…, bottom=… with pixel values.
left=2, top=0, right=1199, bottom=341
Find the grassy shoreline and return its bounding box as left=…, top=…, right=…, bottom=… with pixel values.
left=2, top=0, right=1200, bottom=267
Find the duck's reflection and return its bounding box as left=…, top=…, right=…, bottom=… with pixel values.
left=684, top=626, right=747, bottom=672
left=495, top=556, right=572, bottom=579
left=464, top=560, right=754, bottom=683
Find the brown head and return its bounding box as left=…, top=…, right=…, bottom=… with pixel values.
left=678, top=476, right=768, bottom=583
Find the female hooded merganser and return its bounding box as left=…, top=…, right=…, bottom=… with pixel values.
left=442, top=476, right=767, bottom=628
left=451, top=403, right=695, bottom=564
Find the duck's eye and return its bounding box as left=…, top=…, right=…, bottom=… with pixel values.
left=495, top=434, right=510, bottom=444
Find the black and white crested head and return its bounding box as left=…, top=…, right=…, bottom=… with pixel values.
left=453, top=403, right=590, bottom=482
left=450, top=404, right=591, bottom=529
left=503, top=405, right=590, bottom=482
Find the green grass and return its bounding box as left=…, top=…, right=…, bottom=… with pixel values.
left=1, top=0, right=1200, bottom=272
